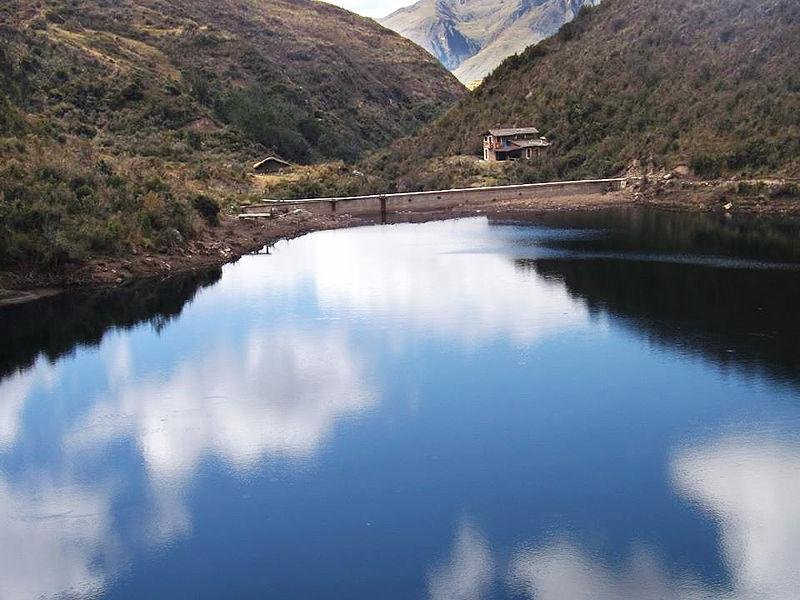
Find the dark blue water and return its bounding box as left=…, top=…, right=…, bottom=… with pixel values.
left=2, top=209, right=800, bottom=599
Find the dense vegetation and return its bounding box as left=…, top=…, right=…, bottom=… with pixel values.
left=358, top=0, right=800, bottom=192
left=0, top=0, right=464, bottom=270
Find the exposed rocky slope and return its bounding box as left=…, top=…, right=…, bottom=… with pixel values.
left=0, top=0, right=464, bottom=270
left=381, top=0, right=597, bottom=83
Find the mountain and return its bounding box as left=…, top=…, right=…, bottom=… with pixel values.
left=0, top=0, right=464, bottom=268
left=380, top=0, right=598, bottom=83
left=371, top=0, right=800, bottom=190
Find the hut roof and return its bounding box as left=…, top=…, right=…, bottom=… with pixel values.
left=253, top=156, right=292, bottom=170
left=485, top=127, right=540, bottom=137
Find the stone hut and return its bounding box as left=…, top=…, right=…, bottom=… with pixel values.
left=482, top=127, right=550, bottom=161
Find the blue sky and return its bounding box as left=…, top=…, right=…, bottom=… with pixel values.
left=327, top=0, right=414, bottom=18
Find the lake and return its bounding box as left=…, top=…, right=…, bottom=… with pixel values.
left=1, top=208, right=800, bottom=599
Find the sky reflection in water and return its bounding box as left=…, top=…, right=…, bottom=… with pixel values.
left=1, top=212, right=799, bottom=599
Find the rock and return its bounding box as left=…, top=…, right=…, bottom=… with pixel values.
left=673, top=165, right=691, bottom=177
left=166, top=228, right=184, bottom=245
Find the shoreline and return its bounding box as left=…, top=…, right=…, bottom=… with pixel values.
left=0, top=211, right=378, bottom=307
left=3, top=182, right=800, bottom=307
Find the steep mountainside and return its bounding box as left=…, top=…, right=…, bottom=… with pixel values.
left=0, top=0, right=464, bottom=269
left=381, top=0, right=598, bottom=82
left=372, top=0, right=800, bottom=189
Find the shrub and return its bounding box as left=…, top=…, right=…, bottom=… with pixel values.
left=214, top=85, right=313, bottom=162
left=769, top=182, right=800, bottom=199
left=690, top=154, right=723, bottom=178
left=726, top=139, right=779, bottom=171
left=0, top=97, right=26, bottom=134
left=558, top=22, right=576, bottom=42
left=186, top=130, right=202, bottom=150
left=187, top=71, right=211, bottom=105
left=192, top=194, right=220, bottom=226
left=734, top=181, right=768, bottom=196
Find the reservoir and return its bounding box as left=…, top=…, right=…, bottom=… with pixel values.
left=1, top=208, right=799, bottom=599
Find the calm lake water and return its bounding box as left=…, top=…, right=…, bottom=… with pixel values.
left=2, top=208, right=800, bottom=599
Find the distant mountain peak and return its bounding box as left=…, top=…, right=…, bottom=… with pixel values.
left=380, top=0, right=599, bottom=82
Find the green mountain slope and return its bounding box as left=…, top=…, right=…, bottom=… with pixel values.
left=0, top=0, right=464, bottom=268
left=375, top=0, right=800, bottom=189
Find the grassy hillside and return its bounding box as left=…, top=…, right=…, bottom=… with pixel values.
left=369, top=0, right=800, bottom=191
left=0, top=0, right=464, bottom=269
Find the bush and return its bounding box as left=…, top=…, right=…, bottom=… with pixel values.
left=769, top=182, right=800, bottom=199
left=726, top=139, right=779, bottom=171
left=734, top=181, right=768, bottom=196
left=192, top=194, right=220, bottom=226
left=558, top=22, right=577, bottom=42
left=186, top=130, right=202, bottom=150
left=690, top=154, right=723, bottom=178
left=0, top=97, right=26, bottom=134
left=214, top=85, right=313, bottom=162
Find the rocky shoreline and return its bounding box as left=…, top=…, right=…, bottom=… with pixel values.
left=3, top=180, right=800, bottom=307
left=0, top=211, right=375, bottom=307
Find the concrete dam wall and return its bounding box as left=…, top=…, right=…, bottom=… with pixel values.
left=240, top=178, right=629, bottom=217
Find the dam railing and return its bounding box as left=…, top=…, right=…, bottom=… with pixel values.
left=239, top=177, right=630, bottom=218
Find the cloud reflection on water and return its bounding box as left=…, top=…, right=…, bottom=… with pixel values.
left=0, top=477, right=116, bottom=599
left=0, top=219, right=592, bottom=598
left=70, top=328, right=375, bottom=541
left=429, top=520, right=495, bottom=600
left=74, top=329, right=374, bottom=474
left=1, top=218, right=797, bottom=599
left=672, top=436, right=800, bottom=600
left=217, top=219, right=590, bottom=346
left=0, top=325, right=375, bottom=597
left=0, top=358, right=59, bottom=450
left=506, top=435, right=800, bottom=600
